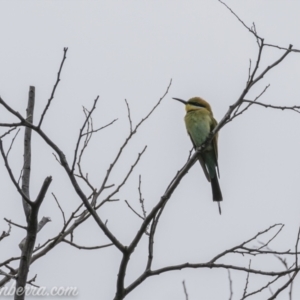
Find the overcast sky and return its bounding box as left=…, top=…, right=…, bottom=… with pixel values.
left=1, top=1, right=300, bottom=300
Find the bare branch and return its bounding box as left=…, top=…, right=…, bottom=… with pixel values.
left=150, top=263, right=298, bottom=278
left=0, top=122, right=23, bottom=127
left=267, top=271, right=299, bottom=300
left=228, top=84, right=270, bottom=123
left=265, top=43, right=300, bottom=52
left=242, top=276, right=280, bottom=299
left=106, top=146, right=147, bottom=200
left=136, top=80, right=172, bottom=130
left=71, top=96, right=99, bottom=174
left=0, top=97, right=25, bottom=123
left=22, top=86, right=35, bottom=220
left=0, top=269, right=16, bottom=279
left=6, top=128, right=20, bottom=157
left=38, top=48, right=68, bottom=128
left=242, top=260, right=251, bottom=298
left=138, top=175, right=147, bottom=220
left=182, top=280, right=189, bottom=300
left=27, top=274, right=39, bottom=288
left=0, top=223, right=11, bottom=242
left=34, top=176, right=52, bottom=208
left=218, top=0, right=263, bottom=40
left=0, top=256, right=20, bottom=268
left=251, top=45, right=293, bottom=86
left=125, top=224, right=287, bottom=297
left=247, top=59, right=252, bottom=84
left=227, top=270, right=233, bottom=300
left=96, top=198, right=119, bottom=209
left=210, top=224, right=283, bottom=263
left=249, top=37, right=264, bottom=83
left=52, top=193, right=66, bottom=225
left=234, top=247, right=300, bottom=256
left=0, top=139, right=32, bottom=205
left=75, top=107, right=100, bottom=192
left=269, top=249, right=294, bottom=300
left=5, top=264, right=17, bottom=275
left=296, top=227, right=300, bottom=267
left=124, top=175, right=148, bottom=226
left=97, top=79, right=172, bottom=203
left=125, top=99, right=133, bottom=133
left=4, top=218, right=27, bottom=230
left=243, top=100, right=300, bottom=114
left=146, top=200, right=167, bottom=271
left=258, top=223, right=285, bottom=250
left=0, top=127, right=17, bottom=139
left=62, top=239, right=113, bottom=250
left=81, top=118, right=118, bottom=136
left=16, top=175, right=52, bottom=300
left=52, top=152, right=62, bottom=165
left=124, top=200, right=144, bottom=220
left=125, top=262, right=299, bottom=298
left=19, top=207, right=52, bottom=251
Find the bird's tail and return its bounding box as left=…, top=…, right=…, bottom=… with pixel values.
left=211, top=176, right=222, bottom=215
left=211, top=176, right=223, bottom=202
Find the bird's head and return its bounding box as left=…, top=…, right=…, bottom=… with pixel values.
left=172, top=97, right=212, bottom=114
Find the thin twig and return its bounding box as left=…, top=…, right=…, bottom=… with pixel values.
left=182, top=280, right=189, bottom=300
left=0, top=223, right=12, bottom=242
left=242, top=260, right=251, bottom=298
left=210, top=224, right=283, bottom=263
left=265, top=44, right=300, bottom=52
left=4, top=218, right=27, bottom=230
left=228, top=270, right=233, bottom=300
left=96, top=79, right=172, bottom=204
left=242, top=276, right=281, bottom=299
left=52, top=193, right=66, bottom=225
left=81, top=118, right=118, bottom=136
left=0, top=269, right=16, bottom=279
left=247, top=59, right=252, bottom=84
left=258, top=223, right=285, bottom=250
left=138, top=175, right=147, bottom=219
left=27, top=274, right=39, bottom=288
left=124, top=200, right=144, bottom=220
left=105, top=146, right=147, bottom=200
left=267, top=271, right=299, bottom=300
left=71, top=97, right=99, bottom=173
left=75, top=107, right=96, bottom=192
left=62, top=239, right=113, bottom=250
left=125, top=99, right=133, bottom=133
left=0, top=140, right=32, bottom=205
left=6, top=128, right=20, bottom=157
left=0, top=127, right=17, bottom=139
left=218, top=0, right=262, bottom=40
left=38, top=48, right=68, bottom=128
left=243, top=100, right=300, bottom=114
left=228, top=84, right=270, bottom=123
left=52, top=152, right=62, bottom=165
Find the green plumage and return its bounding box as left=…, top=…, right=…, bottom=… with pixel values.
left=184, top=98, right=223, bottom=203
left=173, top=96, right=223, bottom=213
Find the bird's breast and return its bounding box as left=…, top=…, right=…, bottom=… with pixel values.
left=184, top=110, right=212, bottom=147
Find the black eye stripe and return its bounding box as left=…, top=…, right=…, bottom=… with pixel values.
left=189, top=102, right=205, bottom=108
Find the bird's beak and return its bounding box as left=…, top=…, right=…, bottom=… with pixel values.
left=172, top=97, right=187, bottom=105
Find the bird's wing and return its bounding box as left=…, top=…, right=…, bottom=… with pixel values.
left=187, top=132, right=211, bottom=182
left=211, top=117, right=220, bottom=178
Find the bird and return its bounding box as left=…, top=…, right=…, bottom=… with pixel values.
left=173, top=96, right=223, bottom=214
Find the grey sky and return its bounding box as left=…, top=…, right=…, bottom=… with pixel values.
left=1, top=1, right=300, bottom=299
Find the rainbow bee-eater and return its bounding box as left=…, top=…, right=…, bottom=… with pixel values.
left=173, top=96, right=223, bottom=214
